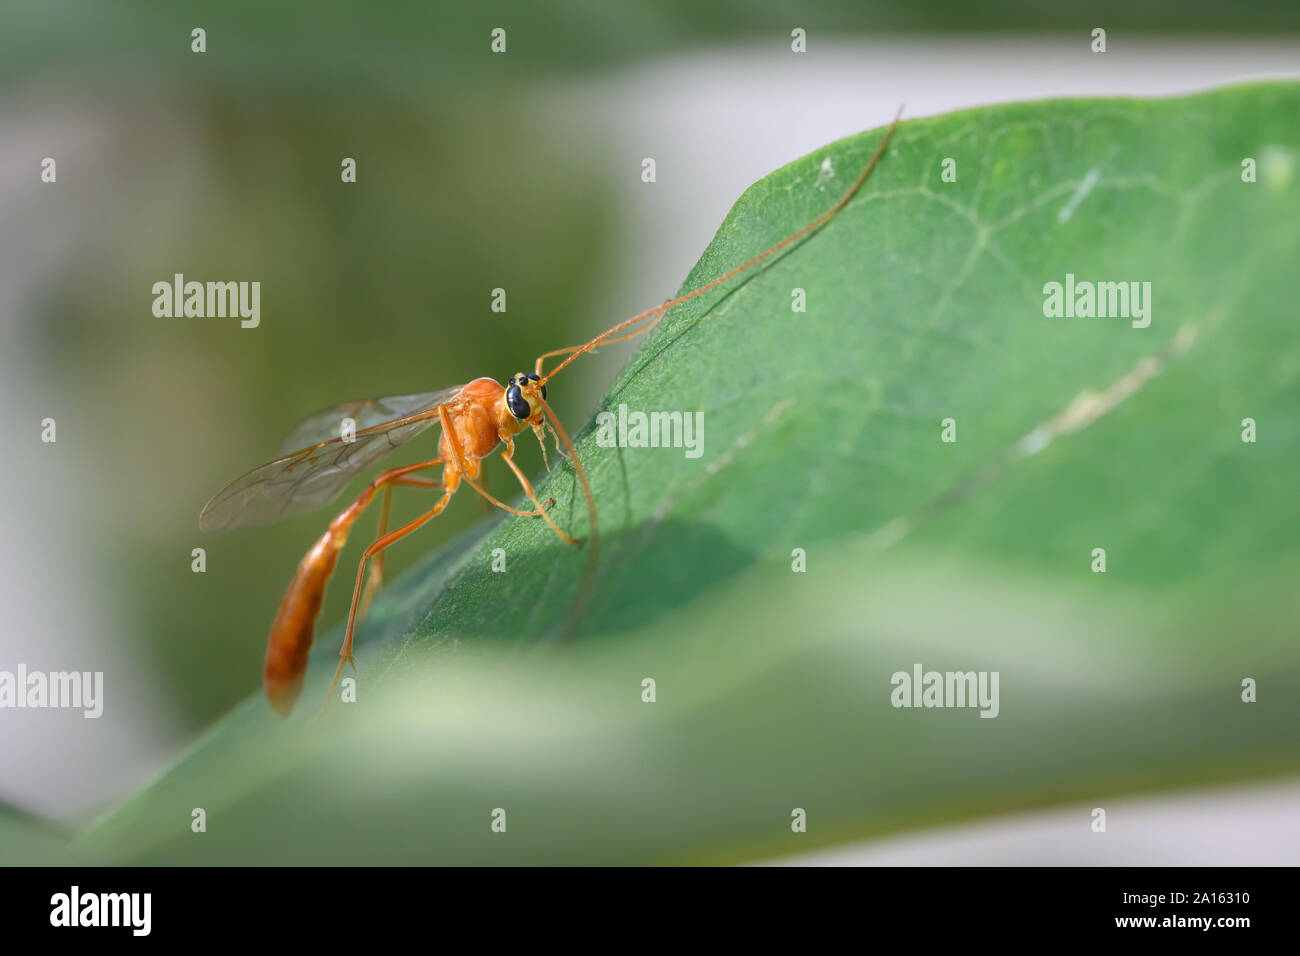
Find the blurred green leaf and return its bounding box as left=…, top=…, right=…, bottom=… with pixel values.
left=0, top=804, right=72, bottom=865
left=75, top=83, right=1300, bottom=864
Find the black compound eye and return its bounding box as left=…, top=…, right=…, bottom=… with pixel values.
left=526, top=373, right=539, bottom=382
left=506, top=385, right=530, bottom=419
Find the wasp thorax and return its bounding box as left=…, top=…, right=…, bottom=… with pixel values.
left=505, top=371, right=547, bottom=420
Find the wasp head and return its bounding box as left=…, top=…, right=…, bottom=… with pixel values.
left=505, top=372, right=548, bottom=421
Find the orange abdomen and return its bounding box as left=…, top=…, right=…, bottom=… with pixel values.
left=264, top=530, right=341, bottom=715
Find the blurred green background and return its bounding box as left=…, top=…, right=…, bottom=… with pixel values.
left=3, top=1, right=1299, bottom=854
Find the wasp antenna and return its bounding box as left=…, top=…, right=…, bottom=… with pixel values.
left=539, top=105, right=904, bottom=387
left=537, top=396, right=599, bottom=637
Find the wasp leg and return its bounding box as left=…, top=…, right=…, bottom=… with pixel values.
left=320, top=470, right=461, bottom=716
left=357, top=475, right=446, bottom=626
left=498, top=437, right=581, bottom=547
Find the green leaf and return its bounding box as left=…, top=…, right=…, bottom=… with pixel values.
left=0, top=803, right=73, bottom=864
left=76, top=82, right=1300, bottom=864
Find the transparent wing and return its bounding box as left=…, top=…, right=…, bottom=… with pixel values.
left=199, top=387, right=462, bottom=531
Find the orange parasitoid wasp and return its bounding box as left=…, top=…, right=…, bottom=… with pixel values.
left=200, top=108, right=902, bottom=716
